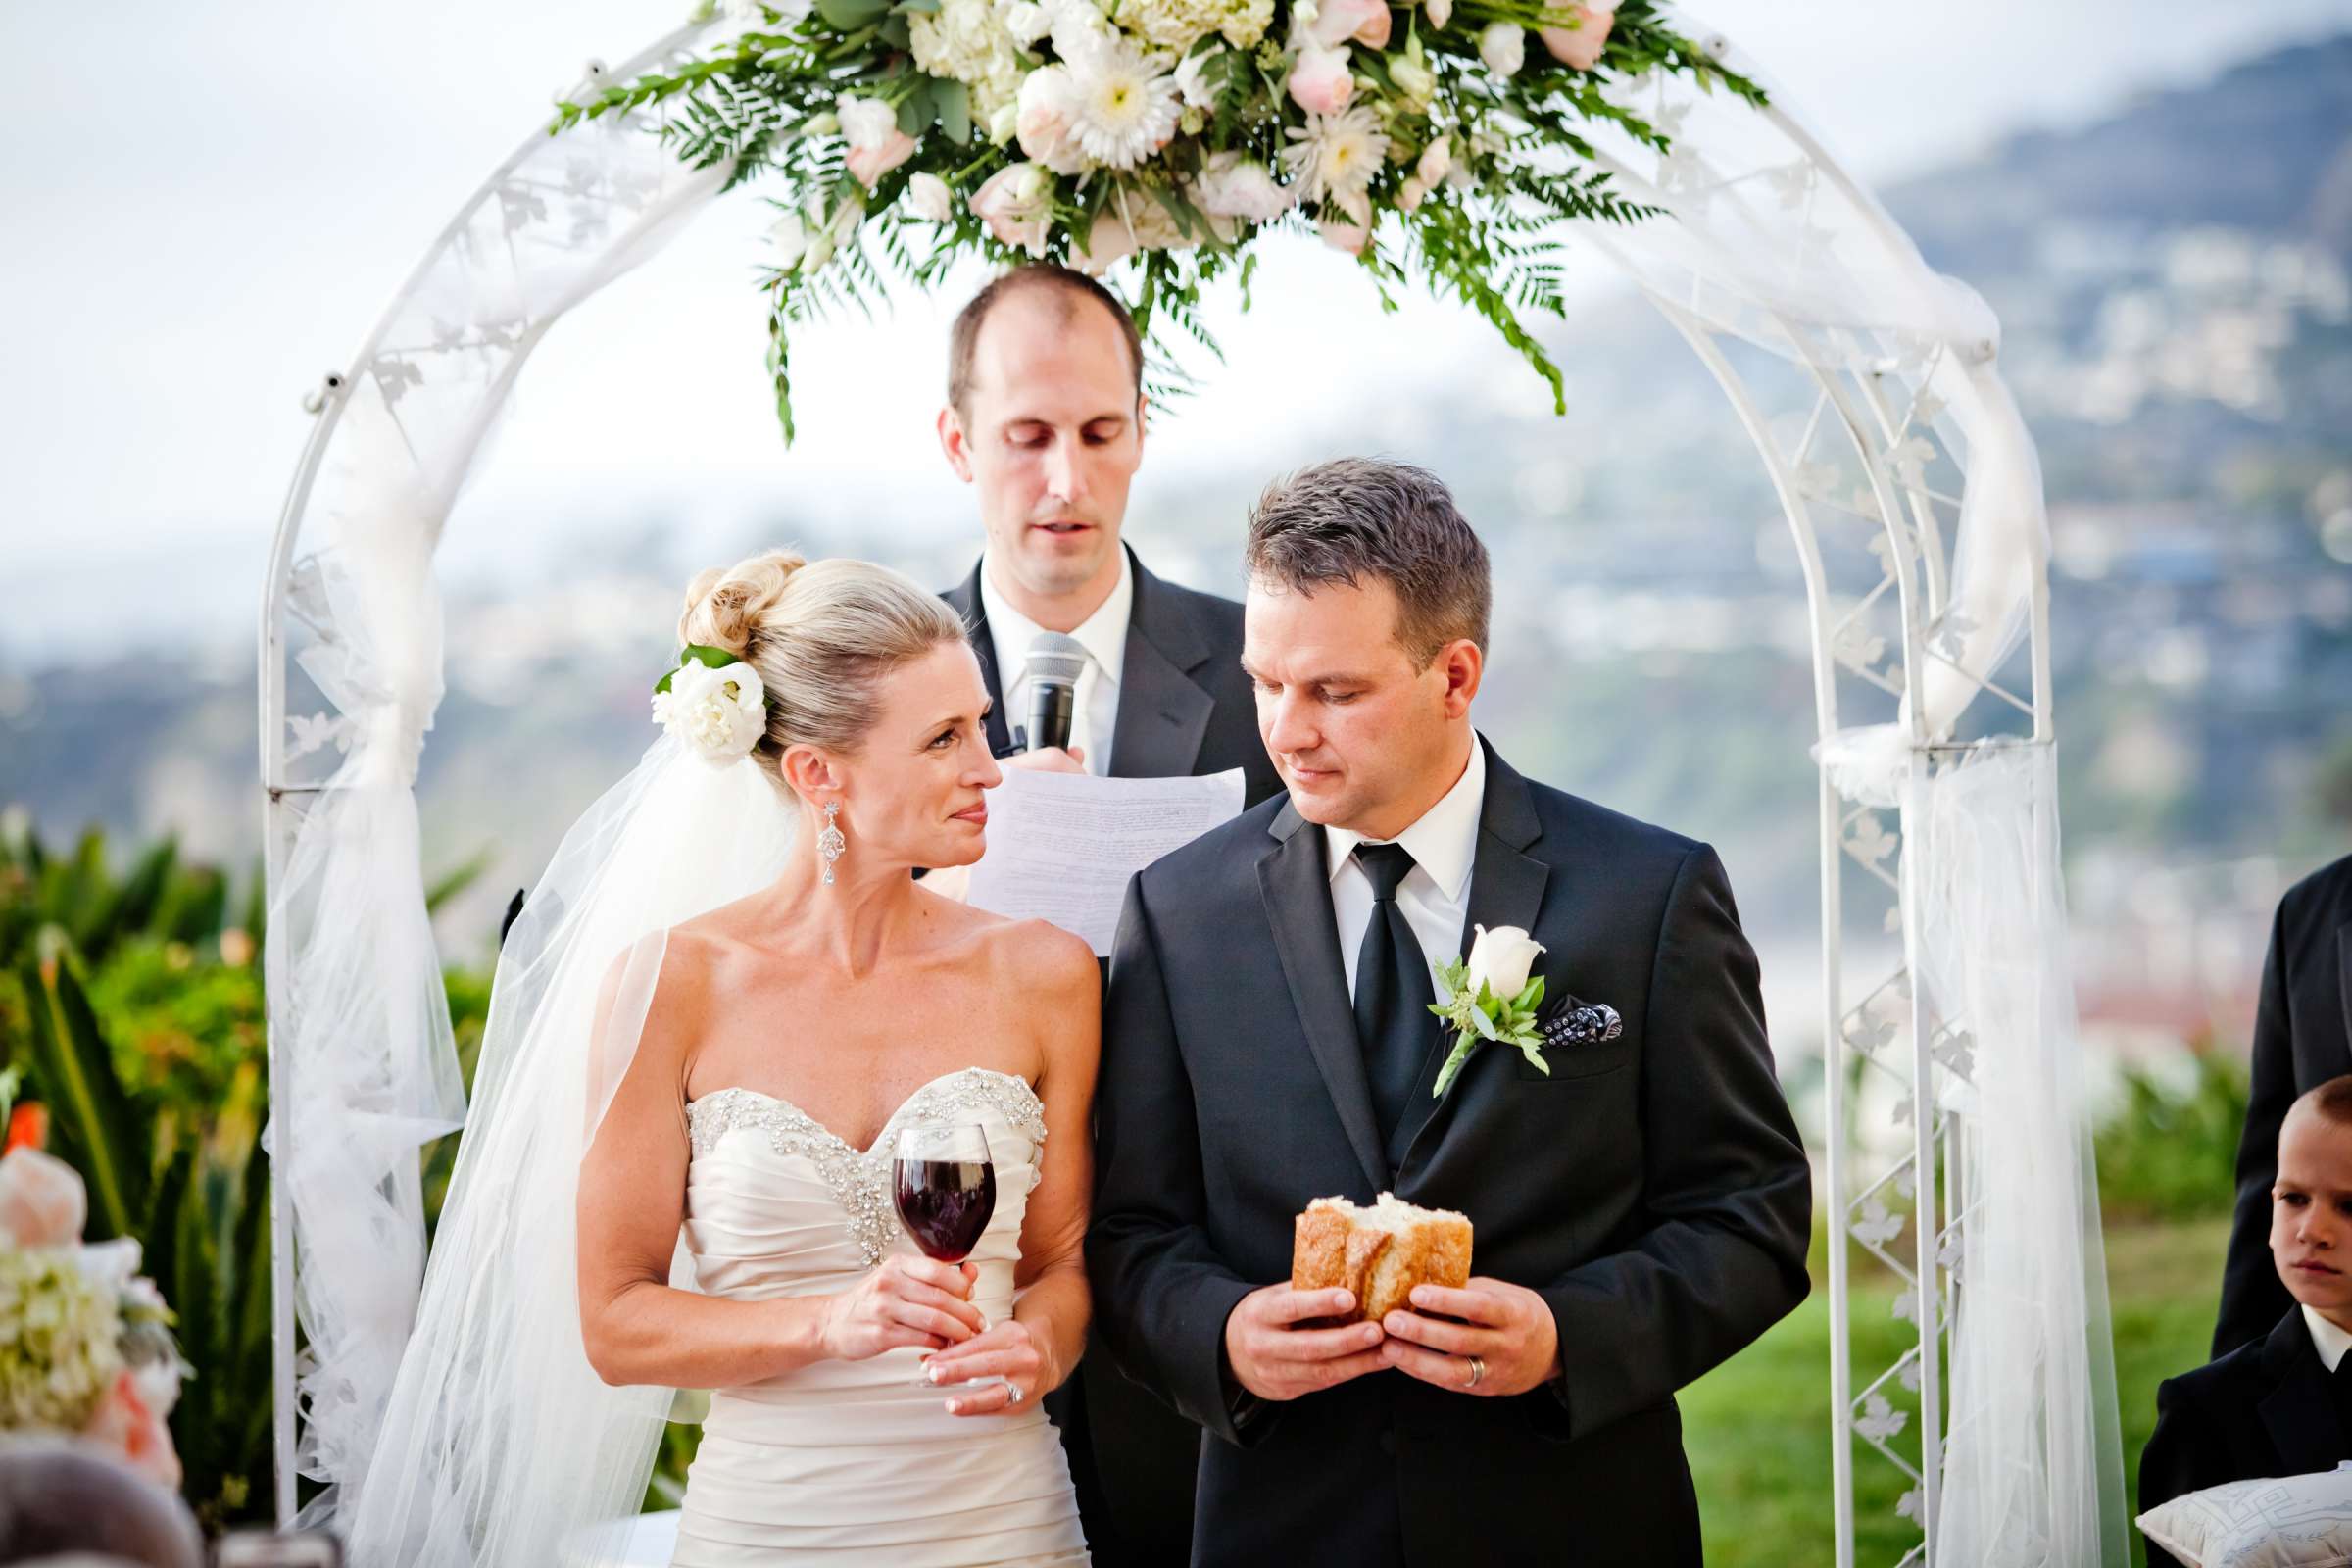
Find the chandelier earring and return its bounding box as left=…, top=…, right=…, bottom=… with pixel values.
left=817, top=800, right=847, bottom=886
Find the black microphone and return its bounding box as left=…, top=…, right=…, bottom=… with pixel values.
left=1022, top=632, right=1088, bottom=755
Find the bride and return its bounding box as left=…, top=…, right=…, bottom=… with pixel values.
left=333, top=552, right=1097, bottom=1565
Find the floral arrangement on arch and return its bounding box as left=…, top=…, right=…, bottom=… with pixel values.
left=553, top=0, right=1760, bottom=440
left=0, top=1099, right=187, bottom=1490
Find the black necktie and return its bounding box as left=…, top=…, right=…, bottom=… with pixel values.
left=1352, top=842, right=1435, bottom=1152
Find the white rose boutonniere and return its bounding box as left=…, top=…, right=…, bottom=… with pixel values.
left=1426, top=923, right=1549, bottom=1097
left=651, top=646, right=768, bottom=766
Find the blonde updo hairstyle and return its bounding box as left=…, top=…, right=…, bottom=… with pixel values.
left=676, top=550, right=971, bottom=796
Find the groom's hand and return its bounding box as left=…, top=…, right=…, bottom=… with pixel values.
left=1223, top=1286, right=1388, bottom=1402
left=1379, top=1278, right=1561, bottom=1397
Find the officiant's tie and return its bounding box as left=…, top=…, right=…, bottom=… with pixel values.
left=1352, top=842, right=1436, bottom=1152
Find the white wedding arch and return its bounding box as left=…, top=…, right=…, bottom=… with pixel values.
left=258, top=14, right=2126, bottom=1564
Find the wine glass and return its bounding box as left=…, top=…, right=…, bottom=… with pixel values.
left=892, top=1122, right=997, bottom=1386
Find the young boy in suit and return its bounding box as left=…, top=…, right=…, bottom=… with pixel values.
left=2141, top=1074, right=2352, bottom=1564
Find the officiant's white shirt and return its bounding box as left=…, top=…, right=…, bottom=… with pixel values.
left=980, top=548, right=1133, bottom=775
left=1325, top=734, right=1488, bottom=1000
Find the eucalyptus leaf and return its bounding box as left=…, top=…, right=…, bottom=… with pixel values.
left=896, top=79, right=933, bottom=136
left=936, top=79, right=971, bottom=145
left=815, top=0, right=891, bottom=29
left=879, top=14, right=912, bottom=49
left=1468, top=1005, right=1499, bottom=1042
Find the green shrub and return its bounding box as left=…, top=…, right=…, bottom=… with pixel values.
left=2095, top=1050, right=2250, bottom=1224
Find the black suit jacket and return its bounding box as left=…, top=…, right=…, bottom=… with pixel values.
left=941, top=548, right=1283, bottom=809
left=2142, top=1306, right=2351, bottom=1567
left=2217, top=855, right=2352, bottom=1357
left=1089, top=740, right=1813, bottom=1566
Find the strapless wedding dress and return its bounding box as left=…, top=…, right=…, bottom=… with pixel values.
left=650, top=1066, right=1088, bottom=1565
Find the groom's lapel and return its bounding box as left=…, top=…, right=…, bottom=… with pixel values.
left=942, top=562, right=1014, bottom=757
left=1394, top=745, right=1550, bottom=1168
left=1258, top=802, right=1388, bottom=1194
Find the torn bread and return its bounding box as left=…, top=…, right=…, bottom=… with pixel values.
left=1291, top=1193, right=1473, bottom=1323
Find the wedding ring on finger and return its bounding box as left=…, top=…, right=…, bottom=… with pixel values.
left=1464, top=1355, right=1486, bottom=1390
left=1006, top=1383, right=1024, bottom=1405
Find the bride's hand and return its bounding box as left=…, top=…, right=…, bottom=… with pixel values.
left=921, top=1319, right=1047, bottom=1417
left=819, top=1257, right=985, bottom=1362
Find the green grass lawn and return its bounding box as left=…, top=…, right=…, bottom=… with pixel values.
left=1684, top=1216, right=2229, bottom=1567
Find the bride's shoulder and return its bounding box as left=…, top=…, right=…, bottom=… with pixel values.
left=959, top=910, right=1095, bottom=1000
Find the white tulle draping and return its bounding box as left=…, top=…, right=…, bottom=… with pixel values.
left=1911, top=746, right=2130, bottom=1565
left=1559, top=43, right=2121, bottom=1566
left=336, top=740, right=800, bottom=1565
left=265, top=23, right=737, bottom=1542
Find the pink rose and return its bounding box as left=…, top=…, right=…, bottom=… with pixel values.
left=1016, top=67, right=1089, bottom=175
left=1537, top=2, right=1614, bottom=70
left=0, top=1146, right=86, bottom=1247
left=970, top=163, right=1055, bottom=257
left=1317, top=212, right=1370, bottom=254
left=1309, top=0, right=1391, bottom=49
left=1287, top=44, right=1354, bottom=115
left=845, top=129, right=917, bottom=188
left=84, top=1369, right=182, bottom=1492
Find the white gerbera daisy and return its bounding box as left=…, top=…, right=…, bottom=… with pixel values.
left=1062, top=36, right=1183, bottom=170
left=1282, top=104, right=1389, bottom=207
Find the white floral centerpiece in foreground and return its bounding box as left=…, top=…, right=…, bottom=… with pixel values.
left=554, top=0, right=1760, bottom=439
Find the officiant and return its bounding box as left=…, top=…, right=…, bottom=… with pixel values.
left=932, top=264, right=1278, bottom=1566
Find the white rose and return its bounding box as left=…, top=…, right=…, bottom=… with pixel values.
left=1425, top=0, right=1450, bottom=28
left=1415, top=136, right=1450, bottom=187
left=836, top=94, right=900, bottom=149
left=1316, top=211, right=1369, bottom=255
left=1000, top=0, right=1054, bottom=42
left=1478, top=20, right=1524, bottom=76
left=906, top=172, right=956, bottom=221
left=1016, top=65, right=1090, bottom=173
left=1396, top=174, right=1428, bottom=212
left=1193, top=150, right=1296, bottom=220
left=1465, top=923, right=1545, bottom=999
left=652, top=658, right=768, bottom=765
left=987, top=101, right=1021, bottom=143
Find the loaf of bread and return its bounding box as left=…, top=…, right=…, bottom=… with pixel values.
left=1291, top=1193, right=1473, bottom=1323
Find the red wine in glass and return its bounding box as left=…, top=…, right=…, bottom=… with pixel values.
left=892, top=1152, right=997, bottom=1260
left=892, top=1122, right=998, bottom=1390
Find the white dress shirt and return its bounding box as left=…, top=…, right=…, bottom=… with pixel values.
left=980, top=549, right=1134, bottom=775
left=2306, top=1303, right=2352, bottom=1373
left=1325, top=736, right=1488, bottom=1001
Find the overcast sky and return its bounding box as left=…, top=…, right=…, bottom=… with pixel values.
left=5, top=0, right=2351, bottom=656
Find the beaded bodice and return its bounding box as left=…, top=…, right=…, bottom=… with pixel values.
left=684, top=1066, right=1048, bottom=1269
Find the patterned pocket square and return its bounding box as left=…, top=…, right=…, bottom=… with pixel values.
left=1536, top=994, right=1624, bottom=1050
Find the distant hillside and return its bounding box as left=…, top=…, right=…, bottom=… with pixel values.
left=1889, top=36, right=2352, bottom=274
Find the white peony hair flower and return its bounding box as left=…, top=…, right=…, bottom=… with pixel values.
left=1062, top=34, right=1183, bottom=170
left=652, top=656, right=768, bottom=766
left=1282, top=104, right=1390, bottom=210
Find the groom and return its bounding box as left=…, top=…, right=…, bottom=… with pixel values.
left=1089, top=459, right=1813, bottom=1564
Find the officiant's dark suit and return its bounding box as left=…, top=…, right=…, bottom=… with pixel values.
left=940, top=547, right=1280, bottom=807
left=2141, top=1305, right=2352, bottom=1568
left=2215, top=854, right=2352, bottom=1358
